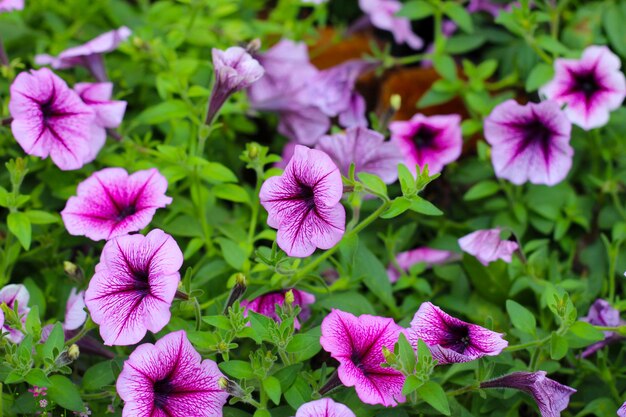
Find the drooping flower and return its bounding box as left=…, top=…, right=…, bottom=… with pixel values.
left=295, top=398, right=355, bottom=417
left=260, top=145, right=345, bottom=257
left=0, top=284, right=30, bottom=343
left=61, top=167, right=172, bottom=241
left=320, top=309, right=405, bottom=407
left=35, top=27, right=131, bottom=82
left=484, top=100, right=573, bottom=186
left=539, top=45, right=626, bottom=130
left=9, top=68, right=96, bottom=170
left=458, top=228, right=519, bottom=266
left=84, top=229, right=183, bottom=346
left=207, top=46, right=264, bottom=125
left=389, top=113, right=463, bottom=174
left=480, top=371, right=576, bottom=417
left=407, top=302, right=508, bottom=365
left=116, top=330, right=228, bottom=417
left=580, top=299, right=624, bottom=358
left=241, top=289, right=315, bottom=329
left=387, top=247, right=460, bottom=282
left=359, top=0, right=423, bottom=49
left=0, top=0, right=23, bottom=12
left=316, top=127, right=403, bottom=184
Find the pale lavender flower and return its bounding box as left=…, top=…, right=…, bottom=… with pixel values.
left=0, top=284, right=30, bottom=343
left=458, top=228, right=519, bottom=266
left=241, top=289, right=315, bottom=329
left=0, top=0, right=23, bottom=12
left=468, top=0, right=519, bottom=17
left=618, top=402, right=626, bottom=417
left=295, top=398, right=355, bottom=417
left=359, top=0, right=423, bottom=49
left=387, top=247, right=460, bottom=282
left=581, top=299, right=624, bottom=358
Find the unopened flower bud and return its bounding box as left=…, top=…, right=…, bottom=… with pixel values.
left=284, top=289, right=295, bottom=306
left=246, top=38, right=262, bottom=54
left=63, top=261, right=84, bottom=282
left=247, top=143, right=259, bottom=160
left=218, top=377, right=246, bottom=397
left=390, top=94, right=402, bottom=111
left=382, top=346, right=394, bottom=362
left=68, top=344, right=80, bottom=361
left=223, top=273, right=248, bottom=314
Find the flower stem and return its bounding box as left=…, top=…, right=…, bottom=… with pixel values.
left=65, top=317, right=95, bottom=346
left=505, top=335, right=551, bottom=352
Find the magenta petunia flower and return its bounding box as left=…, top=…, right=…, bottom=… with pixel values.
left=241, top=289, right=315, bottom=330
left=0, top=0, right=23, bottom=11
left=9, top=68, right=96, bottom=170
left=580, top=299, right=624, bottom=358
left=407, top=302, right=508, bottom=365
left=295, top=398, right=355, bottom=417
left=387, top=247, right=460, bottom=282
left=0, top=284, right=30, bottom=343
left=467, top=0, right=519, bottom=17
left=389, top=113, right=462, bottom=175
left=316, top=127, right=403, bottom=185
left=481, top=371, right=576, bottom=417
left=61, top=167, right=172, bottom=241
left=117, top=330, right=228, bottom=417
left=85, top=229, right=183, bottom=346
left=320, top=309, right=405, bottom=407
left=458, top=228, right=519, bottom=266
left=484, top=100, right=573, bottom=186
left=260, top=145, right=345, bottom=257
left=359, top=0, right=423, bottom=49
left=539, top=46, right=626, bottom=131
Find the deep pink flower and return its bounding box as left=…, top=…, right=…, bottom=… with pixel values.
left=85, top=229, right=183, bottom=346
left=35, top=27, right=131, bottom=82
left=260, top=145, right=345, bottom=257
left=484, top=100, right=573, bottom=185
left=480, top=371, right=576, bottom=417
left=117, top=330, right=228, bottom=417
left=295, top=398, right=355, bottom=417
left=316, top=127, right=403, bottom=184
left=408, top=302, right=508, bottom=365
left=458, top=228, right=519, bottom=266
left=241, top=289, right=315, bottom=330
left=359, top=0, right=423, bottom=49
left=540, top=46, right=626, bottom=130
left=581, top=299, right=624, bottom=358
left=0, top=284, right=30, bottom=343
left=387, top=247, right=460, bottom=282
left=61, top=167, right=172, bottom=241
left=0, top=0, right=23, bottom=11
left=389, top=113, right=462, bottom=174
left=9, top=68, right=96, bottom=170
left=320, top=309, right=405, bottom=407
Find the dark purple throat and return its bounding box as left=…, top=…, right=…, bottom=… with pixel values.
left=441, top=324, right=471, bottom=354
left=411, top=125, right=438, bottom=149
left=573, top=71, right=600, bottom=98
left=116, top=205, right=137, bottom=221
left=153, top=378, right=174, bottom=409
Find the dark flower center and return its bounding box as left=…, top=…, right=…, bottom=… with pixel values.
left=297, top=183, right=316, bottom=210
left=116, top=205, right=137, bottom=221
left=40, top=96, right=57, bottom=122
left=153, top=378, right=174, bottom=409
left=573, top=71, right=599, bottom=97
left=442, top=324, right=471, bottom=354
left=519, top=119, right=553, bottom=163
left=130, top=268, right=151, bottom=294
left=411, top=126, right=438, bottom=149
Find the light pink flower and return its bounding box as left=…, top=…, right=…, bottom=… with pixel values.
left=0, top=284, right=30, bottom=343
left=61, top=167, right=172, bottom=241
left=619, top=402, right=626, bottom=417
left=260, top=145, right=345, bottom=257
left=40, top=288, right=87, bottom=341
left=9, top=68, right=96, bottom=170
left=295, top=398, right=355, bottom=417
left=468, top=0, right=519, bottom=17
left=458, top=228, right=519, bottom=266
left=0, top=0, right=23, bottom=12
left=359, top=0, right=423, bottom=49
left=241, top=289, right=315, bottom=330
left=85, top=229, right=183, bottom=346
left=387, top=247, right=460, bottom=282
left=320, top=309, right=405, bottom=407
left=117, top=330, right=228, bottom=417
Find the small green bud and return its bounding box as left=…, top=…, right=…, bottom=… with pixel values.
left=68, top=344, right=80, bottom=361
left=284, top=289, right=295, bottom=306
left=390, top=94, right=402, bottom=111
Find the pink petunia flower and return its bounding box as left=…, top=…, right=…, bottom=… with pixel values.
left=389, top=113, right=463, bottom=175
left=467, top=0, right=520, bottom=17
left=61, top=167, right=172, bottom=241
left=458, top=228, right=519, bottom=266
left=295, top=398, right=355, bottom=417
left=9, top=68, right=96, bottom=170
left=260, top=145, right=345, bottom=258
left=484, top=100, right=573, bottom=186
left=241, top=289, right=315, bottom=330
left=408, top=302, right=508, bottom=365
left=0, top=0, right=23, bottom=12
left=0, top=284, right=30, bottom=343
left=359, top=0, right=423, bottom=49
left=480, top=371, right=576, bottom=417
left=580, top=299, right=624, bottom=358
left=387, top=247, right=460, bottom=282
left=41, top=288, right=87, bottom=340
left=84, top=229, right=183, bottom=346
left=116, top=330, right=228, bottom=417
left=539, top=45, right=626, bottom=130
left=320, top=309, right=405, bottom=407
left=35, top=27, right=131, bottom=82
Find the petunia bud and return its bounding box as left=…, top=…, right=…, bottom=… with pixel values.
left=390, top=94, right=401, bottom=111
left=68, top=344, right=80, bottom=361
left=223, top=273, right=248, bottom=314
left=63, top=261, right=84, bottom=282
left=284, top=289, right=295, bottom=306
left=218, top=377, right=246, bottom=397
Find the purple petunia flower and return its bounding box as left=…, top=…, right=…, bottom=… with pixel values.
left=407, top=302, right=508, bottom=365
left=389, top=113, right=463, bottom=175
left=316, top=127, right=403, bottom=185
left=35, top=27, right=131, bottom=82
left=295, top=398, right=355, bottom=417
left=320, top=309, right=406, bottom=407
left=207, top=46, right=264, bottom=125
left=9, top=68, right=96, bottom=170
left=484, top=100, right=573, bottom=186
left=84, top=229, right=183, bottom=346
left=0, top=0, right=23, bottom=12
left=359, top=0, right=423, bottom=49
left=0, top=284, right=30, bottom=343
left=540, top=45, right=626, bottom=131
left=116, top=330, right=228, bottom=417
left=481, top=371, right=576, bottom=417
left=458, top=228, right=519, bottom=266
left=387, top=247, right=460, bottom=282
left=467, top=0, right=519, bottom=17
left=580, top=299, right=624, bottom=358
left=61, top=167, right=172, bottom=241
left=260, top=145, right=345, bottom=258
left=241, top=289, right=315, bottom=330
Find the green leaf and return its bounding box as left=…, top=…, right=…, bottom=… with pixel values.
left=202, top=315, right=233, bottom=330
left=25, top=369, right=51, bottom=387
left=568, top=321, right=605, bottom=342
left=135, top=100, right=189, bottom=124
left=397, top=0, right=434, bottom=19
left=219, top=360, right=254, bottom=379
left=284, top=376, right=313, bottom=410
left=381, top=197, right=412, bottom=219
left=397, top=164, right=415, bottom=195
left=213, top=184, right=250, bottom=204
left=353, top=244, right=395, bottom=309
left=417, top=381, right=451, bottom=415
left=202, top=162, right=238, bottom=184
left=408, top=196, right=443, bottom=216
left=445, top=34, right=486, bottom=54
left=24, top=210, right=59, bottom=225
left=464, top=181, right=500, bottom=201
left=417, top=89, right=456, bottom=107
left=396, top=333, right=416, bottom=372
left=357, top=172, right=388, bottom=197
left=506, top=300, right=536, bottom=334
left=82, top=361, right=115, bottom=391
left=526, top=63, right=555, bottom=92
left=443, top=2, right=473, bottom=33
left=216, top=238, right=249, bottom=270
left=262, top=376, right=282, bottom=405
left=286, top=327, right=322, bottom=361
left=433, top=54, right=458, bottom=81
left=402, top=375, right=423, bottom=396
left=417, top=338, right=433, bottom=364
left=42, top=323, right=64, bottom=361
left=48, top=375, right=85, bottom=412
left=248, top=310, right=273, bottom=343
left=604, top=4, right=626, bottom=58
left=535, top=35, right=570, bottom=55
left=8, top=212, right=31, bottom=250
left=550, top=333, right=568, bottom=360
